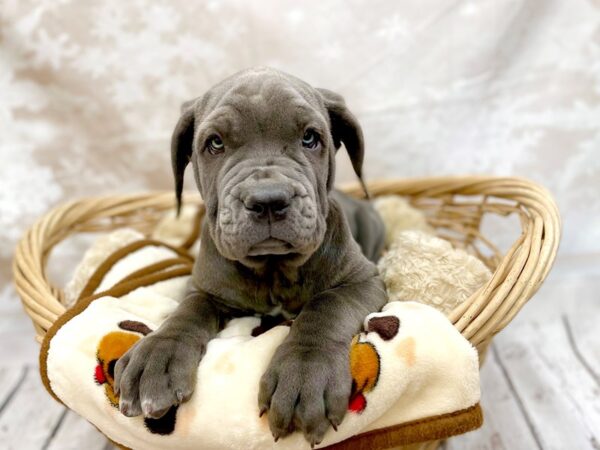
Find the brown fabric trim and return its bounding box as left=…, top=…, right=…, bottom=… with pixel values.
left=117, top=257, right=192, bottom=286
left=323, top=403, right=483, bottom=450
left=77, top=239, right=193, bottom=301
left=39, top=265, right=192, bottom=405
left=180, top=205, right=204, bottom=249
left=107, top=436, right=131, bottom=450
left=85, top=267, right=192, bottom=303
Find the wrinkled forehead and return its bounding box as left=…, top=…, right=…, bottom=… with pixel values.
left=197, top=72, right=329, bottom=145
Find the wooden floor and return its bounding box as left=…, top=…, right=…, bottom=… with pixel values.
left=1, top=256, right=598, bottom=450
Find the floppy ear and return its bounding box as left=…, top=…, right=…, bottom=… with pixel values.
left=318, top=88, right=370, bottom=199
left=171, top=101, right=196, bottom=215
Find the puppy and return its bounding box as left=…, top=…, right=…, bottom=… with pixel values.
left=115, top=67, right=388, bottom=446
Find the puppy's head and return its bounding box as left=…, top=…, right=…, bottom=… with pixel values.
left=172, top=67, right=367, bottom=267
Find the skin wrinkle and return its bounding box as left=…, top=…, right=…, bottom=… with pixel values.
left=116, top=67, right=387, bottom=445
left=215, top=156, right=319, bottom=261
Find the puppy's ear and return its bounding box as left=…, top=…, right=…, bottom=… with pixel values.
left=318, top=88, right=370, bottom=199
left=171, top=101, right=196, bottom=215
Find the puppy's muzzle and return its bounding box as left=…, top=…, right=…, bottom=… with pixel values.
left=217, top=164, right=321, bottom=261
left=241, top=182, right=294, bottom=222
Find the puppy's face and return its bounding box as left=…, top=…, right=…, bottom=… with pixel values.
left=172, top=68, right=366, bottom=268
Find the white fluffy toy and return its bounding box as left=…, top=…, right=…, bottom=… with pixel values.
left=373, top=195, right=492, bottom=315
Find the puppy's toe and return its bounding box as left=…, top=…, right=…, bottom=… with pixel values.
left=116, top=359, right=144, bottom=417
left=296, top=389, right=329, bottom=446
left=113, top=353, right=130, bottom=394
left=258, top=370, right=278, bottom=416
left=268, top=376, right=301, bottom=440
left=168, top=355, right=198, bottom=404
left=324, top=380, right=351, bottom=429
left=119, top=397, right=142, bottom=417
left=140, top=373, right=177, bottom=419
left=141, top=398, right=174, bottom=419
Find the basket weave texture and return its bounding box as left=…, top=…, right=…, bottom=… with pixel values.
left=13, top=176, right=560, bottom=353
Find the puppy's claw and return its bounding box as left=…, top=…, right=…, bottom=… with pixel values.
left=330, top=420, right=338, bottom=432
left=273, top=434, right=279, bottom=443
left=327, top=410, right=344, bottom=432
left=259, top=407, right=267, bottom=418
left=175, top=389, right=184, bottom=404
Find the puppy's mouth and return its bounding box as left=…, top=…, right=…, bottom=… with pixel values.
left=247, top=238, right=295, bottom=256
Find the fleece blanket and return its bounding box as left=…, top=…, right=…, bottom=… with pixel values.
left=40, top=235, right=482, bottom=450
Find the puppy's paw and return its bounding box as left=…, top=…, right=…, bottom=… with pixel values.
left=258, top=341, right=351, bottom=446
left=114, top=334, right=204, bottom=419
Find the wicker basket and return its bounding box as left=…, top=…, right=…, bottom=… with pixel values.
left=12, top=176, right=560, bottom=448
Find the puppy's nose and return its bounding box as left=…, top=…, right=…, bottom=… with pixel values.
left=243, top=187, right=291, bottom=221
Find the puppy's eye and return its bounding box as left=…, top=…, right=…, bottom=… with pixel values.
left=206, top=135, right=225, bottom=155
left=301, top=129, right=320, bottom=150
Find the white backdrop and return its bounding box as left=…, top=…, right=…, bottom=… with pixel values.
left=1, top=0, right=600, bottom=290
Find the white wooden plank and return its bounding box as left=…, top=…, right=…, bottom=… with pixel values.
left=563, top=286, right=600, bottom=383
left=445, top=345, right=540, bottom=450
left=0, top=367, right=65, bottom=450
left=46, top=411, right=111, bottom=450
left=495, top=319, right=600, bottom=450
left=0, top=367, right=27, bottom=412
left=509, top=269, right=600, bottom=325
left=0, top=330, right=40, bottom=368
left=0, top=286, right=39, bottom=367
left=527, top=317, right=600, bottom=440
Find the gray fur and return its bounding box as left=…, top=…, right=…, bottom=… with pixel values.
left=114, top=67, right=387, bottom=446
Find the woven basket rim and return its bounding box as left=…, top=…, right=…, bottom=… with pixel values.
left=13, top=175, right=561, bottom=348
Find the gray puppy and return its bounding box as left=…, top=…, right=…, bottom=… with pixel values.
left=114, top=67, right=388, bottom=446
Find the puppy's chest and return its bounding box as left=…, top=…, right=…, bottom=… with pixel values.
left=252, top=272, right=311, bottom=318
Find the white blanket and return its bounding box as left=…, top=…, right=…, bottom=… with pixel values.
left=41, top=239, right=481, bottom=450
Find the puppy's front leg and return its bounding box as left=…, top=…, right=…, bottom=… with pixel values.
left=114, top=283, right=223, bottom=419
left=259, top=276, right=387, bottom=446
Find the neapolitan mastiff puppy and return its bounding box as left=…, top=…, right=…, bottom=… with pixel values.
left=115, top=67, right=388, bottom=446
